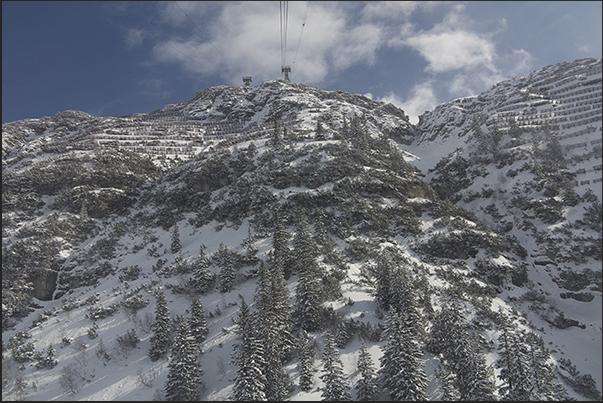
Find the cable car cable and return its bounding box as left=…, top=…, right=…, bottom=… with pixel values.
left=172, top=1, right=238, bottom=74
left=292, top=1, right=310, bottom=66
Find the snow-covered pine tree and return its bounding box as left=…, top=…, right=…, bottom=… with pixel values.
left=334, top=319, right=352, bottom=349
left=319, top=331, right=351, bottom=401
left=253, top=260, right=293, bottom=400
left=496, top=312, right=532, bottom=400
left=79, top=201, right=89, bottom=222
left=240, top=227, right=259, bottom=266
left=426, top=299, right=466, bottom=357
left=35, top=344, right=58, bottom=369
left=454, top=342, right=497, bottom=401
left=271, top=210, right=291, bottom=278
left=434, top=364, right=461, bottom=401
left=355, top=338, right=379, bottom=401
left=263, top=342, right=293, bottom=401
left=190, top=245, right=214, bottom=294
left=378, top=310, right=428, bottom=401
left=372, top=254, right=395, bottom=312
left=297, top=328, right=316, bottom=392
left=189, top=298, right=208, bottom=346
left=214, top=243, right=236, bottom=293
left=429, top=299, right=496, bottom=400
left=254, top=259, right=295, bottom=362
left=170, top=224, right=181, bottom=255
left=270, top=258, right=295, bottom=361
left=387, top=260, right=424, bottom=339
left=292, top=213, right=319, bottom=275
left=148, top=288, right=171, bottom=361
left=523, top=330, right=568, bottom=400
left=293, top=214, right=323, bottom=331
left=164, top=319, right=202, bottom=401
left=231, top=298, right=268, bottom=401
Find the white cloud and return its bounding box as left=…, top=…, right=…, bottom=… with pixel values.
left=144, top=1, right=387, bottom=86
left=125, top=0, right=537, bottom=115
left=125, top=29, right=146, bottom=49
left=390, top=4, right=498, bottom=74
left=383, top=3, right=535, bottom=109
left=378, top=81, right=438, bottom=125
left=404, top=30, right=496, bottom=73
left=361, top=1, right=436, bottom=20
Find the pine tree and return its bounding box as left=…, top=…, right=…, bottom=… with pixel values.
left=271, top=210, right=291, bottom=278
left=240, top=227, right=259, bottom=266
left=164, top=319, right=202, bottom=401
left=295, top=271, right=323, bottom=332
left=253, top=261, right=293, bottom=400
left=355, top=338, right=379, bottom=401
left=170, top=224, right=181, bottom=255
left=320, top=331, right=351, bottom=401
left=334, top=319, right=351, bottom=349
left=189, top=298, right=209, bottom=346
left=455, top=343, right=497, bottom=401
left=255, top=260, right=294, bottom=360
left=429, top=300, right=496, bottom=401
left=292, top=213, right=319, bottom=276
left=434, top=364, right=461, bottom=401
left=263, top=341, right=293, bottom=401
left=148, top=288, right=172, bottom=361
left=231, top=298, right=268, bottom=401
left=523, top=330, right=568, bottom=400
left=378, top=310, right=428, bottom=401
left=297, top=329, right=316, bottom=392
left=426, top=300, right=466, bottom=357
left=372, top=255, right=394, bottom=312
left=35, top=344, right=58, bottom=369
left=190, top=245, right=214, bottom=294
left=215, top=243, right=236, bottom=293
left=293, top=214, right=323, bottom=331
left=496, top=312, right=532, bottom=400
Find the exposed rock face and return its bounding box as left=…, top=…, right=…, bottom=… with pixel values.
left=29, top=268, right=58, bottom=301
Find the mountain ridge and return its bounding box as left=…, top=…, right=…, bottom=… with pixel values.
left=2, top=57, right=601, bottom=401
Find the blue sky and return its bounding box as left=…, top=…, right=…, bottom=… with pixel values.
left=2, top=1, right=601, bottom=124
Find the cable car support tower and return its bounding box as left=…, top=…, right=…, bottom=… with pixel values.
left=280, top=1, right=290, bottom=81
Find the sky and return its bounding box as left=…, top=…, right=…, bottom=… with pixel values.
left=2, top=1, right=602, bottom=125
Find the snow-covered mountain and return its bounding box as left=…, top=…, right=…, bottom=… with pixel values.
left=2, top=58, right=601, bottom=401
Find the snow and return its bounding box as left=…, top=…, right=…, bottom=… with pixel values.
left=5, top=207, right=598, bottom=400
left=2, top=59, right=602, bottom=401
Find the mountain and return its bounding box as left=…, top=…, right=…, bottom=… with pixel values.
left=2, top=58, right=601, bottom=401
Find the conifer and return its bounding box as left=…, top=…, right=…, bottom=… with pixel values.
left=215, top=243, right=236, bottom=293
left=240, top=227, right=259, bottom=266
left=429, top=300, right=496, bottom=401
left=319, top=331, right=351, bottom=401
left=170, top=224, right=181, bottom=254
left=293, top=214, right=323, bottom=331
left=190, top=245, right=214, bottom=294
left=271, top=210, right=291, bottom=278
left=297, top=329, right=316, bottom=392
left=434, top=364, right=461, bottom=401
left=189, top=298, right=208, bottom=346
left=355, top=338, right=379, bottom=401
left=378, top=310, right=427, bottom=401
left=496, top=312, right=532, bottom=400
left=231, top=298, right=268, bottom=401
left=524, top=330, right=568, bottom=400
left=164, top=319, right=202, bottom=401
left=253, top=260, right=293, bottom=400
left=148, top=288, right=171, bottom=361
